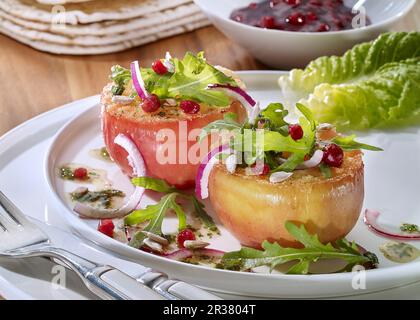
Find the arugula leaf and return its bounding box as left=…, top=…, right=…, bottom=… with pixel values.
left=220, top=221, right=378, bottom=274
left=319, top=163, right=332, bottom=178
left=332, top=135, right=383, bottom=151
left=141, top=67, right=171, bottom=98
left=110, top=65, right=131, bottom=96
left=259, top=103, right=289, bottom=132
left=270, top=106, right=317, bottom=172
left=131, top=177, right=176, bottom=193
left=198, top=112, right=242, bottom=143
left=128, top=176, right=219, bottom=234
left=126, top=193, right=186, bottom=248
left=296, top=103, right=317, bottom=131
left=191, top=196, right=217, bottom=231
left=275, top=153, right=306, bottom=173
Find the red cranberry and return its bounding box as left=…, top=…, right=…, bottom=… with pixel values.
left=317, top=23, right=331, bottom=32
left=98, top=219, right=114, bottom=237
left=335, top=20, right=345, bottom=29
left=261, top=163, right=270, bottom=176
left=289, top=124, right=304, bottom=140
left=74, top=167, right=88, bottom=180
left=261, top=16, right=276, bottom=29
left=322, top=144, right=344, bottom=167
left=286, top=13, right=306, bottom=26
left=152, top=60, right=168, bottom=75
left=309, top=0, right=322, bottom=5
left=251, top=163, right=270, bottom=176
left=141, top=94, right=161, bottom=113
left=284, top=0, right=300, bottom=5
left=270, top=0, right=281, bottom=7
left=177, top=229, right=196, bottom=248
left=248, top=2, right=257, bottom=8
left=306, top=12, right=318, bottom=21
left=180, top=100, right=200, bottom=114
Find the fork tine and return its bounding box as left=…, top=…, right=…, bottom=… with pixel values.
left=0, top=191, right=29, bottom=232
left=0, top=191, right=49, bottom=252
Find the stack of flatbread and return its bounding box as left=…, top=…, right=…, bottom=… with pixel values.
left=0, top=0, right=210, bottom=55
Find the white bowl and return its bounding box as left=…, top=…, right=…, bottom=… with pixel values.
left=194, top=0, right=416, bottom=69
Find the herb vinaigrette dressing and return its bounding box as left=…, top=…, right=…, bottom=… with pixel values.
left=380, top=241, right=420, bottom=263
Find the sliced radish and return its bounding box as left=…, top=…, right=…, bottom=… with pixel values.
left=206, top=84, right=258, bottom=124
left=130, top=60, right=149, bottom=100
left=364, top=209, right=420, bottom=240
left=194, top=248, right=225, bottom=258
left=195, top=144, right=231, bottom=200
left=163, top=248, right=225, bottom=261
left=163, top=249, right=193, bottom=261
left=73, top=134, right=146, bottom=219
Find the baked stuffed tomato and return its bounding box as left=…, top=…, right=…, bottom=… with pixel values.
left=197, top=103, right=382, bottom=248
left=101, top=52, right=246, bottom=189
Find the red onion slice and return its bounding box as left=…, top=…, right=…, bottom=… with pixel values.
left=364, top=209, right=420, bottom=240
left=130, top=60, right=149, bottom=100
left=73, top=134, right=146, bottom=219
left=195, top=144, right=231, bottom=200
left=207, top=84, right=256, bottom=107
left=206, top=84, right=258, bottom=123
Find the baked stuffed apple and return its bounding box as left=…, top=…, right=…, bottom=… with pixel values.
left=101, top=52, right=246, bottom=189
left=197, top=103, right=381, bottom=248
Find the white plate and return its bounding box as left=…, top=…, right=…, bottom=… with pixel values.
left=0, top=72, right=420, bottom=299
left=42, top=71, right=420, bottom=298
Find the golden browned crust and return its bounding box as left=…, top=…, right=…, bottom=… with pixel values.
left=217, top=150, right=364, bottom=188
left=101, top=82, right=238, bottom=122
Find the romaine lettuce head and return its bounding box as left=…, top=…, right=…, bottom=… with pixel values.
left=279, top=32, right=420, bottom=130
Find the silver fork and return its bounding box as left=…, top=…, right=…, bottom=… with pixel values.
left=0, top=191, right=221, bottom=300
left=0, top=191, right=167, bottom=300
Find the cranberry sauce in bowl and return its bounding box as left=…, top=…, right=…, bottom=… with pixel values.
left=230, top=0, right=371, bottom=32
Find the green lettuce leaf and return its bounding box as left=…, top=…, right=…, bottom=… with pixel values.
left=305, top=58, right=420, bottom=130
left=279, top=32, right=420, bottom=130
left=166, top=52, right=237, bottom=106
left=110, top=52, right=237, bottom=106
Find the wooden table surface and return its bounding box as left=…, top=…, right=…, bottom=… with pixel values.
left=0, top=2, right=419, bottom=136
